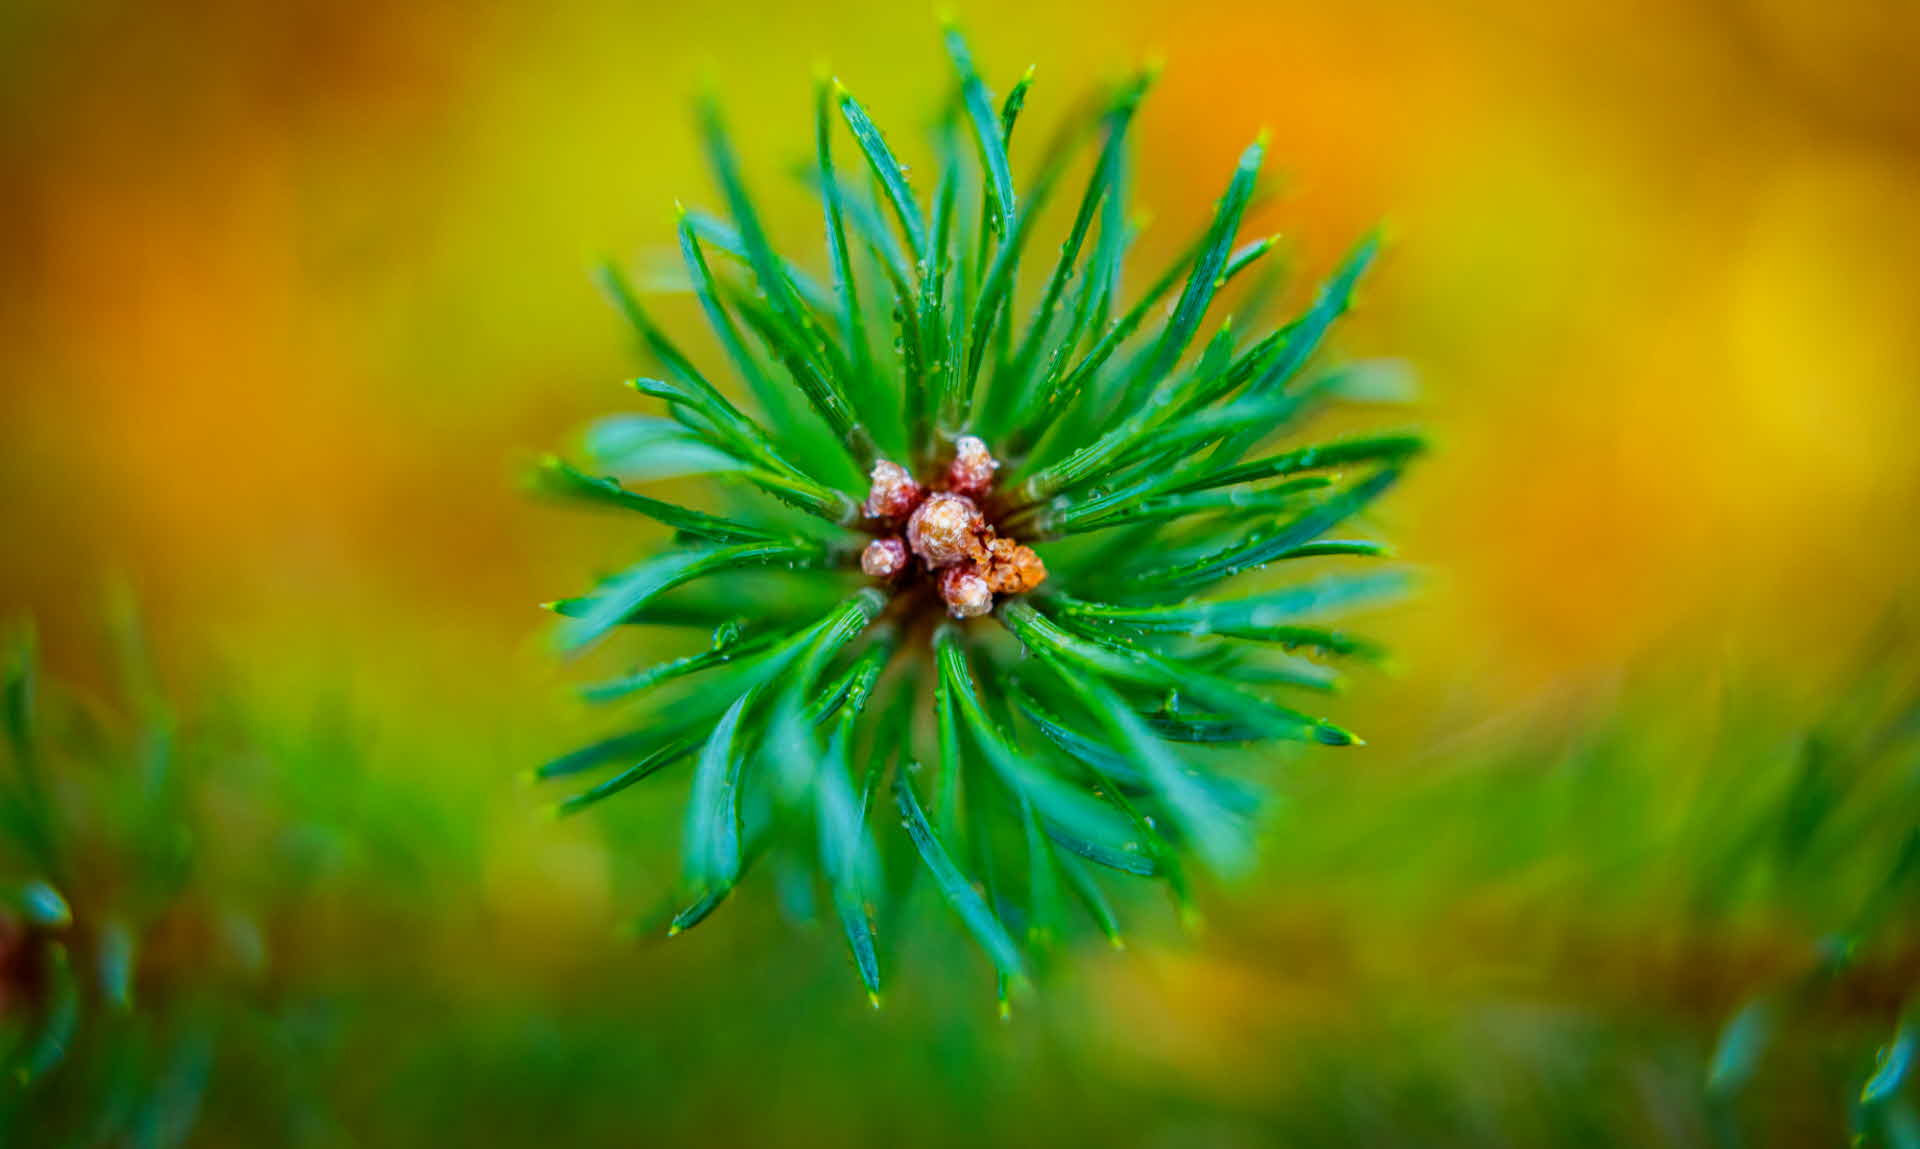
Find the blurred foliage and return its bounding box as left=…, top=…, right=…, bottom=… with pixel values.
left=6, top=609, right=1917, bottom=1145
left=2, top=603, right=238, bottom=1144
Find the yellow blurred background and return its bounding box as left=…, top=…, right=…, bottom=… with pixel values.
left=5, top=0, right=1915, bottom=711
left=2, top=0, right=1919, bottom=1136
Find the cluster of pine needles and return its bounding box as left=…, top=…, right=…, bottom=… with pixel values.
left=535, top=24, right=1423, bottom=1005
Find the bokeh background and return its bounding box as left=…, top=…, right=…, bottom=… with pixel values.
left=2, top=0, right=1918, bottom=1143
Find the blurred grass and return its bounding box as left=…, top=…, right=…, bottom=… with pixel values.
left=10, top=610, right=1915, bottom=1145
left=2, top=0, right=1919, bottom=1142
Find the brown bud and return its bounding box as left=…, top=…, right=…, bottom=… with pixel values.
left=906, top=492, right=987, bottom=569
left=862, top=460, right=923, bottom=521
left=859, top=536, right=909, bottom=580
left=981, top=537, right=1048, bottom=595
left=946, top=434, right=999, bottom=499
left=938, top=566, right=994, bottom=619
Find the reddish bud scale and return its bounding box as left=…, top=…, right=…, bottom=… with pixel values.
left=862, top=460, right=923, bottom=521
left=946, top=435, right=999, bottom=499
left=907, top=493, right=987, bottom=569
left=860, top=536, right=909, bottom=579
left=938, top=567, right=994, bottom=619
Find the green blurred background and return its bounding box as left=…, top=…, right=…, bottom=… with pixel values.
left=2, top=0, right=1918, bottom=1143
